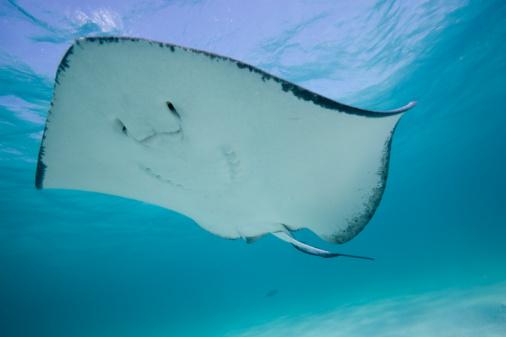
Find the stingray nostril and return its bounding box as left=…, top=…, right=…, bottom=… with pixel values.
left=166, top=101, right=181, bottom=119
left=115, top=118, right=128, bottom=135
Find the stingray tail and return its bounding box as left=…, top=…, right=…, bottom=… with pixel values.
left=272, top=231, right=374, bottom=260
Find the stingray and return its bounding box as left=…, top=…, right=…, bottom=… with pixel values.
left=35, top=37, right=415, bottom=259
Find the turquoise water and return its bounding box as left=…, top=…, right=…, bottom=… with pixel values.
left=1, top=1, right=506, bottom=336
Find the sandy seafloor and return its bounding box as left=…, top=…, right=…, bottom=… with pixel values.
left=1, top=1, right=506, bottom=336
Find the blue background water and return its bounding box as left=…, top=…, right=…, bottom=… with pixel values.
left=1, top=1, right=505, bottom=336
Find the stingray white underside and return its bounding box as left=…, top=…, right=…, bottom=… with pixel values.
left=36, top=37, right=412, bottom=244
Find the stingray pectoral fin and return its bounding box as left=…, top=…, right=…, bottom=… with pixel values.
left=342, top=100, right=417, bottom=116
left=272, top=232, right=374, bottom=260
left=376, top=100, right=417, bottom=114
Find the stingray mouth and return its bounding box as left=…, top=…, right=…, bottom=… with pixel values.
left=111, top=99, right=184, bottom=144
left=115, top=118, right=180, bottom=143
left=136, top=127, right=183, bottom=144
left=114, top=116, right=183, bottom=145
